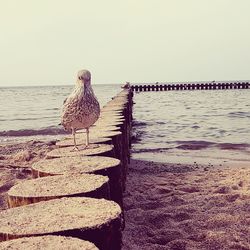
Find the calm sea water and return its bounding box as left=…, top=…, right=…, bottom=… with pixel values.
left=131, top=90, right=250, bottom=165
left=0, top=85, right=249, bottom=164
left=0, top=84, right=122, bottom=142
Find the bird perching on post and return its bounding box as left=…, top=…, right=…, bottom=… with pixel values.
left=61, top=70, right=100, bottom=150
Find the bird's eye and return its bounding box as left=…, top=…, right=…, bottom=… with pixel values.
left=78, top=76, right=81, bottom=80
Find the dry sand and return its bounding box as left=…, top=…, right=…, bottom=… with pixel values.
left=0, top=140, right=56, bottom=210
left=123, top=159, right=250, bottom=250
left=0, top=141, right=250, bottom=249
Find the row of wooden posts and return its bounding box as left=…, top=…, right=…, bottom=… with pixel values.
left=131, top=81, right=250, bottom=92
left=0, top=88, right=134, bottom=250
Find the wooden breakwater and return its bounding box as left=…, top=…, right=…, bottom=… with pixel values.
left=0, top=87, right=133, bottom=250
left=131, top=81, right=250, bottom=92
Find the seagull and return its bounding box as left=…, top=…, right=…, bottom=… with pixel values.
left=61, top=70, right=100, bottom=150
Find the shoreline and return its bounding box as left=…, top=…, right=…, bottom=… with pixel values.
left=131, top=151, right=250, bottom=169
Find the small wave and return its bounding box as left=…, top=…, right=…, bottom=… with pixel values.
left=208, top=127, right=218, bottom=130
left=132, top=147, right=172, bottom=153
left=132, top=120, right=147, bottom=127
left=175, top=140, right=250, bottom=151
left=191, top=125, right=200, bottom=129
left=131, top=130, right=146, bottom=143
left=133, top=140, right=250, bottom=153
left=176, top=142, right=214, bottom=150
left=176, top=140, right=215, bottom=146
left=1, top=116, right=59, bottom=122
left=133, top=120, right=157, bottom=127
left=45, top=108, right=60, bottom=111
left=156, top=121, right=166, bottom=125
left=218, top=143, right=250, bottom=150
left=8, top=118, right=41, bottom=121
left=228, top=111, right=250, bottom=118
left=0, top=126, right=67, bottom=137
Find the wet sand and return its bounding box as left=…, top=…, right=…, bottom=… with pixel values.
left=123, top=159, right=250, bottom=250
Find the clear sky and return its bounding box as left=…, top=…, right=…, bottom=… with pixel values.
left=1, top=0, right=250, bottom=86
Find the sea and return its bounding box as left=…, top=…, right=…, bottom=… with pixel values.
left=132, top=89, right=250, bottom=165
left=0, top=84, right=122, bottom=141
left=0, top=85, right=249, bottom=165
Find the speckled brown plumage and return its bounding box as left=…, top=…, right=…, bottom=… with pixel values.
left=62, top=70, right=100, bottom=130
left=61, top=70, right=100, bottom=147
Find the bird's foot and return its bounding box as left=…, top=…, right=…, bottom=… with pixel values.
left=81, top=144, right=100, bottom=150
left=71, top=146, right=80, bottom=152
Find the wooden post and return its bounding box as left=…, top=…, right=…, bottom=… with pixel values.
left=31, top=156, right=123, bottom=208
left=7, top=174, right=110, bottom=208
left=46, top=144, right=115, bottom=159
left=56, top=137, right=112, bottom=148
left=0, top=236, right=98, bottom=250
left=0, top=197, right=122, bottom=250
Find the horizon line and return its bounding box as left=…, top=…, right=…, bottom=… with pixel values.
left=0, top=82, right=124, bottom=88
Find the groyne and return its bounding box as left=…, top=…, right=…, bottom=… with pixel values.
left=131, top=81, right=250, bottom=92
left=0, top=87, right=133, bottom=250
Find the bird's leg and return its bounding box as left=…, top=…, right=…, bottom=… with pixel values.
left=86, top=127, right=90, bottom=147
left=71, top=128, right=79, bottom=151
left=82, top=127, right=99, bottom=149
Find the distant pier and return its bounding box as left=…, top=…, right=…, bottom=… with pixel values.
left=131, top=81, right=250, bottom=92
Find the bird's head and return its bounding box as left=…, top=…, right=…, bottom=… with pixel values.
left=77, top=70, right=91, bottom=86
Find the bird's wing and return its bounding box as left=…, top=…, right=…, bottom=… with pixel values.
left=61, top=96, right=80, bottom=128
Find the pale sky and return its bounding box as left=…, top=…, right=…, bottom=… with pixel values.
left=0, top=0, right=250, bottom=86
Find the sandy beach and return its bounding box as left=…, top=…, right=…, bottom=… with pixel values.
left=123, top=159, right=250, bottom=250
left=0, top=140, right=250, bottom=249
left=0, top=140, right=56, bottom=210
